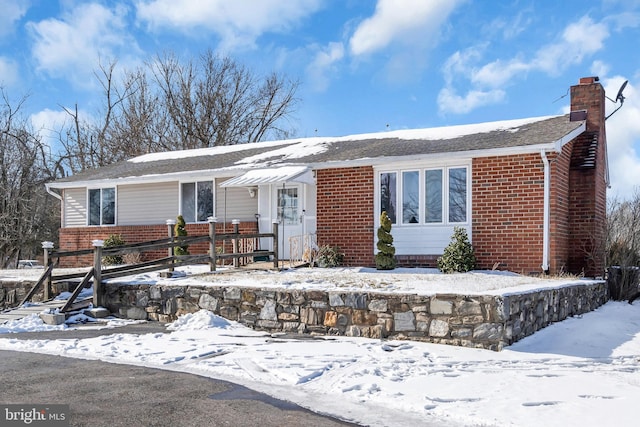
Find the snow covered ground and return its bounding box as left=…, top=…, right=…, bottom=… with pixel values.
left=0, top=267, right=639, bottom=426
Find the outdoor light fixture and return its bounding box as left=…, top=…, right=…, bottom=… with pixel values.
left=248, top=187, right=257, bottom=198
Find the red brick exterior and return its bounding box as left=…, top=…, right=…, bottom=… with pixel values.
left=316, top=167, right=375, bottom=267
left=472, top=154, right=546, bottom=274
left=472, top=78, right=607, bottom=276
left=566, top=78, right=608, bottom=277
left=57, top=222, right=256, bottom=267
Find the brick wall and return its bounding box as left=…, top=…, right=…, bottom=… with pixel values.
left=316, top=167, right=375, bottom=267
left=548, top=144, right=572, bottom=274
left=472, top=154, right=547, bottom=274
left=57, top=221, right=257, bottom=268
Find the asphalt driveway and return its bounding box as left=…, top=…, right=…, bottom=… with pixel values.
left=0, top=323, right=358, bottom=427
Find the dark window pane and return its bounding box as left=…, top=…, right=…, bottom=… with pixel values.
left=181, top=183, right=195, bottom=223
left=402, top=171, right=419, bottom=224
left=88, top=189, right=101, bottom=225
left=449, top=167, right=467, bottom=223
left=278, top=188, right=298, bottom=225
left=380, top=172, right=397, bottom=223
left=425, top=169, right=443, bottom=223
left=197, top=181, right=214, bottom=222
left=102, top=188, right=115, bottom=225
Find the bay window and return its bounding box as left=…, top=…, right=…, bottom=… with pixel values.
left=379, top=165, right=468, bottom=225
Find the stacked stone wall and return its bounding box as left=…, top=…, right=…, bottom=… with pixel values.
left=104, top=280, right=607, bottom=351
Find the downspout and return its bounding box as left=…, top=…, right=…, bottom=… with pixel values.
left=540, top=150, right=550, bottom=274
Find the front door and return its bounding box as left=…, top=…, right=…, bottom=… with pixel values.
left=276, top=185, right=302, bottom=259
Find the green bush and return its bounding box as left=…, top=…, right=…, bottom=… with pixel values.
left=316, top=245, right=343, bottom=268
left=103, top=234, right=126, bottom=265
left=437, top=227, right=476, bottom=273
left=174, top=215, right=190, bottom=256
left=375, top=211, right=396, bottom=270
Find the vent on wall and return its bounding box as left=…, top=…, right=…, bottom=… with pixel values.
left=569, top=110, right=587, bottom=122
left=570, top=133, right=598, bottom=169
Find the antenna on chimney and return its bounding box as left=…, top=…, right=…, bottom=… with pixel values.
left=605, top=80, right=628, bottom=120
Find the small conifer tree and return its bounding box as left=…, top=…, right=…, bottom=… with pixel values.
left=375, top=211, right=396, bottom=270
left=174, top=215, right=190, bottom=256
left=437, top=226, right=476, bottom=273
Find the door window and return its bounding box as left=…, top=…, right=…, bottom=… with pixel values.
left=278, top=188, right=299, bottom=225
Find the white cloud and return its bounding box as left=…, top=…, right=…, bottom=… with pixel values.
left=306, top=42, right=345, bottom=92
left=532, top=16, right=609, bottom=75
left=30, top=108, right=72, bottom=149
left=437, top=87, right=505, bottom=115
left=471, top=57, right=529, bottom=88
left=0, top=0, right=28, bottom=38
left=349, top=0, right=465, bottom=56
left=439, top=15, right=610, bottom=114
left=0, top=57, right=19, bottom=87
left=601, top=76, right=640, bottom=200
left=26, top=3, right=139, bottom=84
left=591, top=60, right=610, bottom=78
left=441, top=47, right=484, bottom=85
left=135, top=0, right=323, bottom=51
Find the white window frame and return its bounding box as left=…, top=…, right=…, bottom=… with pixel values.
left=179, top=180, right=215, bottom=223
left=401, top=170, right=420, bottom=225
left=87, top=187, right=117, bottom=226
left=376, top=164, right=470, bottom=226
left=424, top=167, right=444, bottom=224
left=446, top=166, right=469, bottom=224
left=379, top=171, right=398, bottom=224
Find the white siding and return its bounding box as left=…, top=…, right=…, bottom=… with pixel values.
left=215, top=178, right=259, bottom=222
left=389, top=225, right=472, bottom=255
left=118, top=182, right=179, bottom=225
left=63, top=188, right=87, bottom=227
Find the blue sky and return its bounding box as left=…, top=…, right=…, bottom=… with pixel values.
left=1, top=0, right=640, bottom=199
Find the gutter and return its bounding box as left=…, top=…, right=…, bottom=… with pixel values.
left=45, top=183, right=62, bottom=201
left=540, top=150, right=550, bottom=273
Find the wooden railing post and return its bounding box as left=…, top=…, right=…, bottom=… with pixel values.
left=92, top=240, right=104, bottom=307
left=166, top=219, right=176, bottom=273
left=272, top=220, right=279, bottom=270
left=41, top=241, right=54, bottom=300
left=232, top=219, right=240, bottom=268
left=208, top=216, right=217, bottom=272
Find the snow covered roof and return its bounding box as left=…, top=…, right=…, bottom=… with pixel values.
left=219, top=166, right=314, bottom=187
left=49, top=114, right=585, bottom=188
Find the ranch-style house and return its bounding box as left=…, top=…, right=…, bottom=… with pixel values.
left=46, top=77, right=609, bottom=277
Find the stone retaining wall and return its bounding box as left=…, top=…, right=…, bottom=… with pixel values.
left=104, top=280, right=607, bottom=351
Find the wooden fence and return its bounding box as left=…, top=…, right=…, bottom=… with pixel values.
left=21, top=218, right=280, bottom=311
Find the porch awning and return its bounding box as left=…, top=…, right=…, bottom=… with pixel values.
left=220, top=166, right=315, bottom=187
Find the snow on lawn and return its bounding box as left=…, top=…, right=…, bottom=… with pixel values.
left=0, top=305, right=637, bottom=426
left=106, top=265, right=603, bottom=296
left=0, top=266, right=637, bottom=427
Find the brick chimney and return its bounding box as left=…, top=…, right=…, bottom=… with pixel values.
left=570, top=76, right=606, bottom=133
left=567, top=76, right=607, bottom=277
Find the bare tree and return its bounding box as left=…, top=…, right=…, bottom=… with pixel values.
left=0, top=90, right=58, bottom=268
left=148, top=51, right=299, bottom=149
left=55, top=51, right=300, bottom=173
left=605, top=190, right=640, bottom=300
